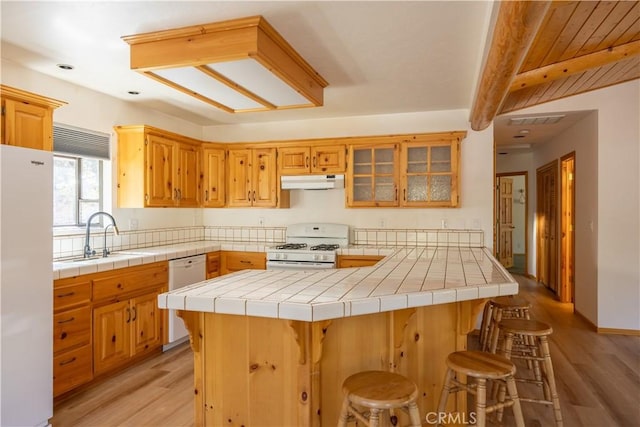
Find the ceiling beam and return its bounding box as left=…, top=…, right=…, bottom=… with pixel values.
left=510, top=40, right=640, bottom=92
left=470, top=1, right=551, bottom=131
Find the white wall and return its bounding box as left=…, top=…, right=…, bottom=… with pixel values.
left=501, top=80, right=639, bottom=331
left=1, top=59, right=204, bottom=231
left=510, top=175, right=526, bottom=255
left=202, top=111, right=496, bottom=248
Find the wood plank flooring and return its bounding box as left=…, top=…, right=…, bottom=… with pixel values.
left=51, top=275, right=640, bottom=426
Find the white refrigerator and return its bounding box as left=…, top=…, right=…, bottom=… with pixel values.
left=0, top=144, right=53, bottom=426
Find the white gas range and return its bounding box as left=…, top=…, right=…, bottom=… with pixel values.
left=266, top=223, right=350, bottom=271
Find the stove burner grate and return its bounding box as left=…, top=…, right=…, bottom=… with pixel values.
left=274, top=243, right=308, bottom=250
left=310, top=244, right=340, bottom=251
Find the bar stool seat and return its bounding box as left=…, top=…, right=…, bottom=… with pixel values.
left=499, top=318, right=563, bottom=426
left=437, top=351, right=525, bottom=427
left=338, top=371, right=421, bottom=427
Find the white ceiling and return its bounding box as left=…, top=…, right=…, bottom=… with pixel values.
left=0, top=1, right=588, bottom=148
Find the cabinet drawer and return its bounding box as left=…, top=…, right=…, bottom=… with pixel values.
left=54, top=306, right=91, bottom=354
left=223, top=252, right=266, bottom=272
left=54, top=282, right=91, bottom=311
left=53, top=344, right=93, bottom=397
left=93, top=264, right=167, bottom=301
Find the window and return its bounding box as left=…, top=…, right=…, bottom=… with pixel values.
left=54, top=156, right=103, bottom=226
left=52, top=124, right=110, bottom=227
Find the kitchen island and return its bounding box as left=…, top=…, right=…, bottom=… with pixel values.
left=158, top=246, right=517, bottom=426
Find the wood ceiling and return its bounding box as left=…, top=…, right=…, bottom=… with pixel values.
left=471, top=1, right=640, bottom=131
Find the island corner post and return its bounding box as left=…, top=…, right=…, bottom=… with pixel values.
left=177, top=298, right=486, bottom=427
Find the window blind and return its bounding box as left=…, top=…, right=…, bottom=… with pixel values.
left=53, top=124, right=110, bottom=160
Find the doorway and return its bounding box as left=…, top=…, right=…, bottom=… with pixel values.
left=536, top=160, right=558, bottom=294
left=496, top=172, right=528, bottom=275
left=560, top=152, right=576, bottom=303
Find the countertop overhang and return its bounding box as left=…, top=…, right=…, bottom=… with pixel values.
left=157, top=246, right=517, bottom=321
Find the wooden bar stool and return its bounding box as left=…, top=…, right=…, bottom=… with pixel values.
left=437, top=351, right=525, bottom=427
left=337, top=371, right=422, bottom=427
left=499, top=318, right=563, bottom=426
left=482, top=295, right=531, bottom=353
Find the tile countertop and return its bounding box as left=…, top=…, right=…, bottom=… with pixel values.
left=51, top=240, right=398, bottom=279
left=157, top=246, right=517, bottom=322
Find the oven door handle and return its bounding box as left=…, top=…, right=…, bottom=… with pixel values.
left=266, top=261, right=335, bottom=270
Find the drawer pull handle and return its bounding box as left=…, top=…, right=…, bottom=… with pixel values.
left=131, top=307, right=137, bottom=322
left=240, top=260, right=251, bottom=264
left=59, top=357, right=76, bottom=366
left=57, top=292, right=75, bottom=298
left=126, top=308, right=131, bottom=323
left=58, top=317, right=75, bottom=324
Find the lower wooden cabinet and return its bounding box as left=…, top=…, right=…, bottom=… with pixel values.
left=93, top=291, right=162, bottom=375
left=337, top=255, right=384, bottom=268
left=207, top=251, right=220, bottom=279
left=53, top=261, right=167, bottom=397
left=220, top=251, right=266, bottom=275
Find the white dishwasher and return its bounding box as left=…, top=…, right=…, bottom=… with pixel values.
left=166, top=254, right=206, bottom=350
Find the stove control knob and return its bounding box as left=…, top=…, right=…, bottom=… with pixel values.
left=313, top=254, right=320, bottom=261
left=283, top=254, right=288, bottom=260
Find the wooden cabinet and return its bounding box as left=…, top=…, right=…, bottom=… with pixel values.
left=220, top=251, right=266, bottom=275
left=53, top=261, right=167, bottom=396
left=53, top=277, right=93, bottom=397
left=227, top=147, right=284, bottom=207
left=93, top=291, right=162, bottom=375
left=347, top=144, right=400, bottom=207
left=346, top=133, right=463, bottom=208
left=1, top=85, right=65, bottom=151
left=206, top=251, right=221, bottom=279
left=115, top=125, right=201, bottom=208
left=201, top=144, right=226, bottom=207
left=279, top=144, right=346, bottom=175
left=400, top=139, right=460, bottom=207
left=337, top=255, right=384, bottom=268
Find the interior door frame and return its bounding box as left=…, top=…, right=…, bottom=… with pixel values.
left=560, top=152, right=576, bottom=303
left=495, top=171, right=529, bottom=276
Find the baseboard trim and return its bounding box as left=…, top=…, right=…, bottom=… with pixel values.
left=574, top=308, right=597, bottom=332
left=574, top=309, right=640, bottom=335
left=596, top=327, right=640, bottom=336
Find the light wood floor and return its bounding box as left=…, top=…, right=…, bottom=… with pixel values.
left=52, top=275, right=640, bottom=426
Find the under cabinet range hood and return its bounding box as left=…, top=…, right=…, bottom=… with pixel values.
left=281, top=174, right=344, bottom=190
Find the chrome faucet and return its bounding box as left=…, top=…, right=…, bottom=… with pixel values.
left=84, top=211, right=120, bottom=258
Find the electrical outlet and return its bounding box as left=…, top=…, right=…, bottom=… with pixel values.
left=441, top=219, right=447, bottom=229
left=379, top=218, right=386, bottom=228
left=259, top=217, right=265, bottom=226
left=129, top=219, right=139, bottom=230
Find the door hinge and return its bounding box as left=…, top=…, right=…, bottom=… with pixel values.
left=1, top=106, right=5, bottom=116
left=144, top=138, right=148, bottom=146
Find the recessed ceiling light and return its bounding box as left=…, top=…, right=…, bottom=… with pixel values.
left=57, top=64, right=74, bottom=70
left=127, top=91, right=140, bottom=95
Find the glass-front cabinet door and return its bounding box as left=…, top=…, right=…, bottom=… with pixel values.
left=348, top=144, right=399, bottom=207
left=400, top=140, right=459, bottom=207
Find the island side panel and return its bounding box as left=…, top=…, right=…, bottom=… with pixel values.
left=201, top=313, right=310, bottom=427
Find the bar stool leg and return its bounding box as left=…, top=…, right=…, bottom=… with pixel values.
left=476, top=378, right=487, bottom=427
left=437, top=368, right=455, bottom=415
left=407, top=401, right=422, bottom=427
left=489, top=308, right=504, bottom=353
left=337, top=395, right=350, bottom=427
left=369, top=408, right=381, bottom=427
left=540, top=336, right=564, bottom=427
left=505, top=376, right=526, bottom=427
left=480, top=301, right=492, bottom=350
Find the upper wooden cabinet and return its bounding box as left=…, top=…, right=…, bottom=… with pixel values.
left=346, top=132, right=464, bottom=208
left=1, top=85, right=65, bottom=151
left=227, top=147, right=286, bottom=208
left=115, top=125, right=200, bottom=208
left=347, top=144, right=400, bottom=207
left=399, top=139, right=460, bottom=207
left=201, top=144, right=226, bottom=208
left=279, top=144, right=346, bottom=175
